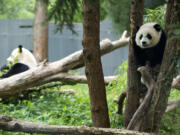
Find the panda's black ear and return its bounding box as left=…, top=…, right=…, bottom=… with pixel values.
left=18, top=45, right=23, bottom=53
left=154, top=24, right=161, bottom=32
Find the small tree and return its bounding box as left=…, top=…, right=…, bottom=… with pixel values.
left=124, top=0, right=144, bottom=128
left=33, top=0, right=48, bottom=63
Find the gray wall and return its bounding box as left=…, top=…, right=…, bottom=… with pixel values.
left=0, top=19, right=128, bottom=75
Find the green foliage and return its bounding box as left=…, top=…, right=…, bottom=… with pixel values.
left=169, top=89, right=180, bottom=100
left=106, top=61, right=127, bottom=94
left=144, top=5, right=166, bottom=28
left=48, top=0, right=80, bottom=33
left=0, top=0, right=34, bottom=19
left=160, top=102, right=180, bottom=135
left=106, top=61, right=128, bottom=128
left=0, top=62, right=128, bottom=134
left=48, top=0, right=107, bottom=33
left=0, top=84, right=91, bottom=135
left=167, top=23, right=180, bottom=39
left=0, top=61, right=179, bottom=135
left=104, top=0, right=130, bottom=33
left=100, top=0, right=108, bottom=21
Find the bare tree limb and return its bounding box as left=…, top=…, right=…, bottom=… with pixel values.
left=127, top=66, right=155, bottom=130
left=166, top=99, right=180, bottom=112
left=172, top=75, right=180, bottom=90
left=115, top=91, right=127, bottom=114
left=0, top=33, right=129, bottom=98
left=45, top=73, right=117, bottom=85
left=0, top=115, right=163, bottom=135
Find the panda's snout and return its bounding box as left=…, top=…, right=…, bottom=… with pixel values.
left=142, top=41, right=147, bottom=45
left=142, top=41, right=148, bottom=47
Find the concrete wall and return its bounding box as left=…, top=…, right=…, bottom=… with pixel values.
left=0, top=19, right=128, bottom=75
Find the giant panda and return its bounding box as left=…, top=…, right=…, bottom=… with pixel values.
left=1, top=45, right=37, bottom=78
left=132, top=22, right=167, bottom=68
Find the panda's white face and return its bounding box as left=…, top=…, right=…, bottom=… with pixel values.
left=7, top=47, right=37, bottom=68
left=135, top=23, right=162, bottom=49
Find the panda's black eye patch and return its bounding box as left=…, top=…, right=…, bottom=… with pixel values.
left=139, top=34, right=143, bottom=40
left=147, top=34, right=152, bottom=39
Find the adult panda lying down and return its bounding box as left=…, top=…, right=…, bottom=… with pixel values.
left=1, top=45, right=37, bottom=78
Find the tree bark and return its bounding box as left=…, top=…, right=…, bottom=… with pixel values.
left=127, top=0, right=180, bottom=132
left=33, top=0, right=48, bottom=63
left=125, top=0, right=180, bottom=132
left=0, top=35, right=129, bottom=99
left=124, top=0, right=144, bottom=128
left=0, top=115, right=159, bottom=135
left=152, top=0, right=180, bottom=131
left=166, top=99, right=180, bottom=112
left=127, top=66, right=155, bottom=130
left=82, top=0, right=110, bottom=127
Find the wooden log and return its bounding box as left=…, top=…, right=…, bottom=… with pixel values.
left=0, top=115, right=162, bottom=135
left=0, top=32, right=129, bottom=98
left=43, top=73, right=117, bottom=85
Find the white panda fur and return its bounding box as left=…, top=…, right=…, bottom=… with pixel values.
left=1, top=45, right=37, bottom=78
left=133, top=22, right=167, bottom=67
left=135, top=23, right=162, bottom=49
left=7, top=46, right=37, bottom=68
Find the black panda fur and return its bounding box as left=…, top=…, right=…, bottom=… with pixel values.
left=132, top=23, right=167, bottom=68
left=0, top=45, right=37, bottom=78
left=1, top=63, right=29, bottom=78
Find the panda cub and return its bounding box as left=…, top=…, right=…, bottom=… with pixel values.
left=133, top=22, right=166, bottom=68
left=1, top=45, right=37, bottom=78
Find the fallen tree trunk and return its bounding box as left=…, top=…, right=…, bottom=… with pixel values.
left=0, top=115, right=163, bottom=135
left=43, top=73, right=117, bottom=85
left=0, top=31, right=129, bottom=98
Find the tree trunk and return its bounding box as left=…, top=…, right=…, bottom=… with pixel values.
left=82, top=0, right=110, bottom=127
left=33, top=0, right=48, bottom=63
left=152, top=0, right=180, bottom=131
left=125, top=0, right=180, bottom=132
left=124, top=0, right=144, bottom=128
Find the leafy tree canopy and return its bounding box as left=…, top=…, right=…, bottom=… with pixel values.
left=104, top=0, right=166, bottom=33
left=0, top=0, right=34, bottom=19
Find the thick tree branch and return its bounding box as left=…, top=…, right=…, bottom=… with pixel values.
left=0, top=115, right=161, bottom=135
left=127, top=66, right=155, bottom=130
left=172, top=75, right=180, bottom=90
left=45, top=73, right=117, bottom=85
left=0, top=33, right=129, bottom=98
left=166, top=99, right=180, bottom=112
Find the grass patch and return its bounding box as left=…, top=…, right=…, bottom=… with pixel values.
left=0, top=61, right=179, bottom=135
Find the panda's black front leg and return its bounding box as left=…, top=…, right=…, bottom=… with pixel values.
left=136, top=57, right=146, bottom=68
left=132, top=41, right=146, bottom=68
left=133, top=50, right=146, bottom=68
